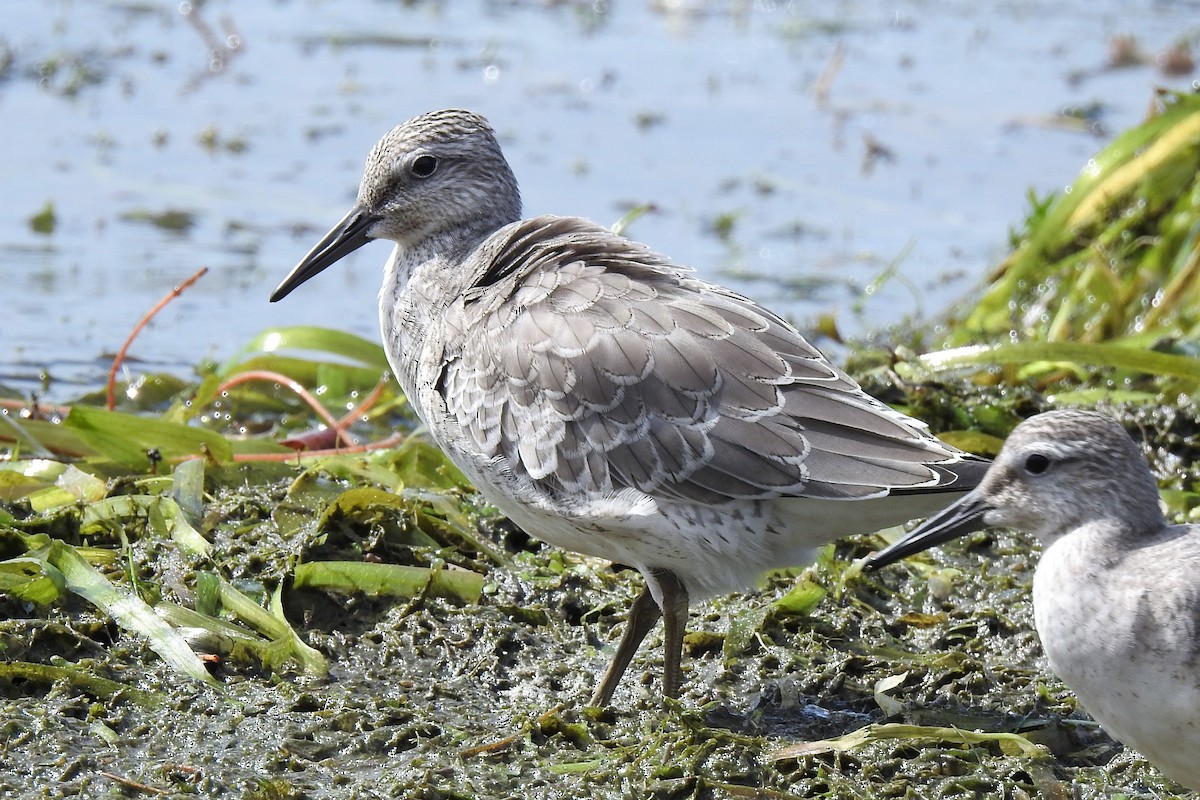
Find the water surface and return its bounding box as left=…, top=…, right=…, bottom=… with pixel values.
left=2, top=0, right=1196, bottom=398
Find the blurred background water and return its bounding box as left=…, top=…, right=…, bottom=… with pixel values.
left=2, top=0, right=1197, bottom=400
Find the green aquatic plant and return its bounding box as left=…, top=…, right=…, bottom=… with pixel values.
left=951, top=90, right=1200, bottom=346
left=860, top=91, right=1200, bottom=424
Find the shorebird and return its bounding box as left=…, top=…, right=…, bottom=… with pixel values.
left=864, top=409, right=1200, bottom=790
left=270, top=109, right=984, bottom=705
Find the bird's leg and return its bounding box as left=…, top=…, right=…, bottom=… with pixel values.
left=590, top=582, right=662, bottom=707
left=655, top=569, right=690, bottom=700
left=589, top=568, right=692, bottom=704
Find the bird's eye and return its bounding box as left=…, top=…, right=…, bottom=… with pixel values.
left=411, top=155, right=438, bottom=178
left=1023, top=453, right=1052, bottom=475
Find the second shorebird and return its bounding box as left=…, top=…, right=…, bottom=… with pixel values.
left=864, top=409, right=1200, bottom=791
left=271, top=109, right=983, bottom=705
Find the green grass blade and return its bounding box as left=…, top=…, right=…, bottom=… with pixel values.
left=293, top=560, right=485, bottom=604
left=80, top=494, right=207, bottom=557
left=771, top=722, right=1047, bottom=761
left=0, top=660, right=160, bottom=705
left=213, top=575, right=329, bottom=676
left=221, top=326, right=389, bottom=374
left=65, top=405, right=234, bottom=469
left=772, top=578, right=827, bottom=617
left=172, top=459, right=205, bottom=526
left=269, top=581, right=329, bottom=675
left=46, top=540, right=218, bottom=687
left=0, top=556, right=66, bottom=605
left=917, top=342, right=1200, bottom=381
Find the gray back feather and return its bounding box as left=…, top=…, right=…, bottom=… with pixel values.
left=437, top=215, right=962, bottom=506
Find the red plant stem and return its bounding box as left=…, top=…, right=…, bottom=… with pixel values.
left=278, top=373, right=392, bottom=451
left=215, top=369, right=353, bottom=446
left=0, top=398, right=69, bottom=417
left=229, top=432, right=404, bottom=462
left=106, top=267, right=209, bottom=411
left=338, top=372, right=391, bottom=427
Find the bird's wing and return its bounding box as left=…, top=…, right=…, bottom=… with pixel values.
left=438, top=216, right=964, bottom=505
left=1121, top=529, right=1200, bottom=664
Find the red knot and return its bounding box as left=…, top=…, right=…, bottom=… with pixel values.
left=866, top=409, right=1200, bottom=790
left=271, top=109, right=984, bottom=705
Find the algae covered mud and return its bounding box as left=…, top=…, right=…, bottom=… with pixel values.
left=8, top=378, right=1198, bottom=799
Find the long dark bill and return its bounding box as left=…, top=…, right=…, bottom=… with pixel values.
left=270, top=205, right=380, bottom=302
left=862, top=490, right=992, bottom=571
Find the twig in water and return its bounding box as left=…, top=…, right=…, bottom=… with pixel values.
left=106, top=267, right=209, bottom=411
left=98, top=771, right=168, bottom=796
left=216, top=369, right=354, bottom=448
left=814, top=42, right=846, bottom=107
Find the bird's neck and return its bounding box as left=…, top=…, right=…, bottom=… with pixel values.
left=389, top=215, right=509, bottom=295
left=1036, top=509, right=1167, bottom=567
left=377, top=219, right=508, bottom=395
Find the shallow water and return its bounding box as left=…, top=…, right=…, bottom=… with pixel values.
left=2, top=0, right=1196, bottom=399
